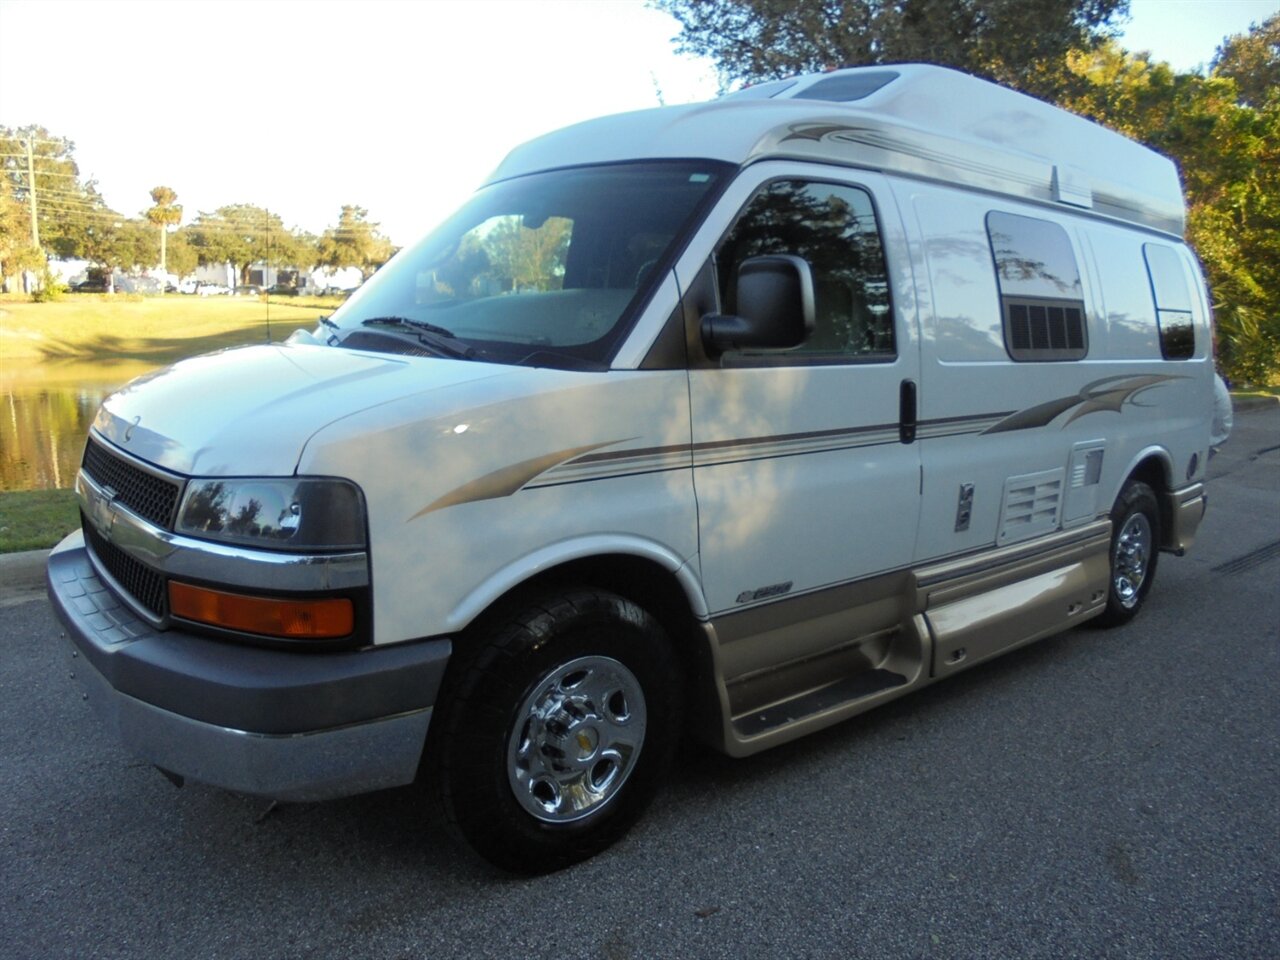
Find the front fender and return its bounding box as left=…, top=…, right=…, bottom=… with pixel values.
left=445, top=535, right=708, bottom=630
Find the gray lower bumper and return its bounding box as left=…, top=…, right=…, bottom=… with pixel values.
left=48, top=531, right=449, bottom=802
left=65, top=636, right=432, bottom=802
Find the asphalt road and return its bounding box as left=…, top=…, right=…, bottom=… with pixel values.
left=2, top=408, right=1277, bottom=960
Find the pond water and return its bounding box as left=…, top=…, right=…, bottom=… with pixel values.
left=1, top=361, right=160, bottom=492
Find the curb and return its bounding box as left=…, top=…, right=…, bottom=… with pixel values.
left=1232, top=394, right=1280, bottom=412
left=0, top=548, right=50, bottom=606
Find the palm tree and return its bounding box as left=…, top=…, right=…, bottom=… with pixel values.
left=145, top=186, right=182, bottom=273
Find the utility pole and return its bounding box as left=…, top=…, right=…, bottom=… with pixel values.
left=265, top=208, right=272, bottom=343
left=25, top=137, right=40, bottom=249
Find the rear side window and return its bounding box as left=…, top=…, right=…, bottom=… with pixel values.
left=1143, top=243, right=1195, bottom=359
left=986, top=211, right=1087, bottom=361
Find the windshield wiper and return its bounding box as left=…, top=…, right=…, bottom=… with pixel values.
left=358, top=316, right=475, bottom=359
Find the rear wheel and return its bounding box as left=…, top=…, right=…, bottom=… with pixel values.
left=1094, top=480, right=1160, bottom=627
left=430, top=588, right=679, bottom=873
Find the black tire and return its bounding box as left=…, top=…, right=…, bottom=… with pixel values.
left=429, top=588, right=680, bottom=874
left=1094, top=480, right=1161, bottom=627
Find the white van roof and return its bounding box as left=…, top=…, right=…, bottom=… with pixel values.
left=488, top=64, right=1185, bottom=238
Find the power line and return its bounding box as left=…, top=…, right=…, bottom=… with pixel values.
left=20, top=190, right=113, bottom=204
left=0, top=135, right=77, bottom=146
left=0, top=166, right=81, bottom=178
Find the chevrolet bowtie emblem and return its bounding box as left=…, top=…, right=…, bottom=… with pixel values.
left=88, top=485, right=117, bottom=540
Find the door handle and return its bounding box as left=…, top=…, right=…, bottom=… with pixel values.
left=899, top=379, right=917, bottom=444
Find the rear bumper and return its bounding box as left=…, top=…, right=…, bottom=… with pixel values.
left=47, top=531, right=451, bottom=802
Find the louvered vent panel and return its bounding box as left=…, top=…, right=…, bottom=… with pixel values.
left=1064, top=443, right=1106, bottom=523
left=998, top=468, right=1065, bottom=544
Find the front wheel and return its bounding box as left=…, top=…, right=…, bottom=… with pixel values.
left=1094, top=480, right=1161, bottom=627
left=430, top=588, right=680, bottom=873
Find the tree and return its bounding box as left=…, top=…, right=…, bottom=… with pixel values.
left=1212, top=13, right=1280, bottom=109
left=0, top=125, right=101, bottom=259
left=0, top=176, right=43, bottom=287
left=113, top=219, right=161, bottom=272
left=186, top=204, right=304, bottom=285
left=45, top=184, right=118, bottom=262
left=1059, top=42, right=1280, bottom=385
left=70, top=206, right=120, bottom=272
left=277, top=229, right=320, bottom=275
left=144, top=186, right=183, bottom=273
left=482, top=215, right=571, bottom=292
left=164, top=230, right=198, bottom=279
left=316, top=205, right=394, bottom=280
left=652, top=0, right=1129, bottom=96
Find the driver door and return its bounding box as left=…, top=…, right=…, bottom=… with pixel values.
left=680, top=166, right=922, bottom=615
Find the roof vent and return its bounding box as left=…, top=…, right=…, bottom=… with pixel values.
left=792, top=70, right=900, bottom=102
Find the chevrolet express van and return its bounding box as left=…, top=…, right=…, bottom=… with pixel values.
left=48, top=64, right=1213, bottom=873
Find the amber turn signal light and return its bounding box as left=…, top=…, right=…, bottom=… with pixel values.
left=169, top=581, right=354, bottom=639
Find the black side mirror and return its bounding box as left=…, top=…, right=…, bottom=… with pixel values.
left=700, top=255, right=815, bottom=357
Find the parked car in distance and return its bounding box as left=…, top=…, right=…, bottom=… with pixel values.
left=195, top=282, right=231, bottom=297
left=128, top=277, right=164, bottom=295
left=71, top=279, right=109, bottom=293
left=234, top=285, right=263, bottom=297
left=265, top=283, right=299, bottom=296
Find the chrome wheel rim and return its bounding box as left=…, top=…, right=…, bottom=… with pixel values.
left=506, top=655, right=646, bottom=823
left=1113, top=512, right=1152, bottom=609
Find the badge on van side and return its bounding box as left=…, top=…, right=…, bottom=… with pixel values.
left=737, top=581, right=794, bottom=604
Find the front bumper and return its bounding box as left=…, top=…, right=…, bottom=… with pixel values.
left=47, top=531, right=451, bottom=802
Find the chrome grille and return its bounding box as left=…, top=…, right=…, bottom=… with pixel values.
left=82, top=439, right=183, bottom=530
left=82, top=513, right=167, bottom=618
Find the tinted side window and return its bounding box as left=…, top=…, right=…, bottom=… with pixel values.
left=1143, top=243, right=1195, bottom=359
left=987, top=211, right=1087, bottom=361
left=716, top=181, right=894, bottom=363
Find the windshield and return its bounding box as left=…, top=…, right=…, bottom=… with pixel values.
left=331, top=161, right=731, bottom=367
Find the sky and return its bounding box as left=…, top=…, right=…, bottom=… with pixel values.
left=0, top=0, right=1276, bottom=247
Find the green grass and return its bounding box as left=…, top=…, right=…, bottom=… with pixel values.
left=0, top=488, right=79, bottom=553
left=0, top=294, right=345, bottom=365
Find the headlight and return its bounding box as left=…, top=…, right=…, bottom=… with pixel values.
left=175, top=477, right=366, bottom=551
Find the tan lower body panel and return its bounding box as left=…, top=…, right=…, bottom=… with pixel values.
left=701, top=519, right=1112, bottom=756
left=1161, top=483, right=1206, bottom=556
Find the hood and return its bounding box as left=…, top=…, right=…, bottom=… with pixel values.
left=92, top=342, right=510, bottom=476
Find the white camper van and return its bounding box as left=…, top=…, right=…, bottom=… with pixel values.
left=49, top=65, right=1214, bottom=872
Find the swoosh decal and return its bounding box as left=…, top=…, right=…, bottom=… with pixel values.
left=407, top=440, right=619, bottom=520
left=982, top=375, right=1183, bottom=435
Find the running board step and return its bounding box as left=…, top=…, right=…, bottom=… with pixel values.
left=732, top=669, right=909, bottom=739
